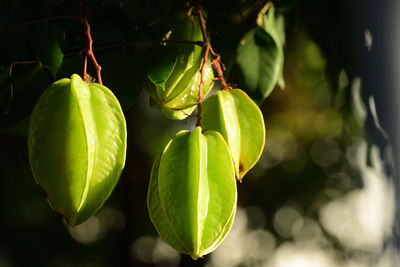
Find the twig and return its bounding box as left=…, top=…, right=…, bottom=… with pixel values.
left=163, top=40, right=204, bottom=46
left=9, top=60, right=40, bottom=77
left=95, top=39, right=204, bottom=49
left=61, top=39, right=204, bottom=60
left=194, top=4, right=232, bottom=126
left=10, top=60, right=40, bottom=67
left=82, top=17, right=102, bottom=84
left=195, top=7, right=230, bottom=91
left=212, top=58, right=230, bottom=90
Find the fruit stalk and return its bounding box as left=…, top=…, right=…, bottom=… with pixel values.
left=82, top=17, right=102, bottom=84
left=196, top=7, right=230, bottom=91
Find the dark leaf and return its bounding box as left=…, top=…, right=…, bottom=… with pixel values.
left=0, top=63, right=51, bottom=129
left=31, top=23, right=64, bottom=77
left=92, top=22, right=123, bottom=46
left=0, top=30, right=28, bottom=64
left=56, top=56, right=83, bottom=80
left=146, top=46, right=178, bottom=88
left=100, top=49, right=145, bottom=110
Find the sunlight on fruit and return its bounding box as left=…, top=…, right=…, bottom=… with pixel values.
left=2, top=1, right=400, bottom=266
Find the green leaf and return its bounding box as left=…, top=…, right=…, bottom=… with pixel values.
left=236, top=6, right=285, bottom=102
left=236, top=27, right=279, bottom=101
left=201, top=89, right=266, bottom=179
left=148, top=127, right=237, bottom=259
left=28, top=74, right=127, bottom=226
left=262, top=7, right=285, bottom=89
left=261, top=6, right=285, bottom=48
left=31, top=23, right=64, bottom=77
left=146, top=46, right=178, bottom=88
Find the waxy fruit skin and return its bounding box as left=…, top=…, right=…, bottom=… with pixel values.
left=145, top=14, right=214, bottom=120
left=201, top=89, right=266, bottom=179
left=28, top=74, right=127, bottom=226
left=147, top=127, right=237, bottom=259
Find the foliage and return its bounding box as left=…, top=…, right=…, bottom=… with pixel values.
left=1, top=0, right=392, bottom=266
left=0, top=0, right=283, bottom=260
left=0, top=0, right=286, bottom=130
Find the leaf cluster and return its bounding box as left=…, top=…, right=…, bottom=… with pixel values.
left=0, top=0, right=287, bottom=131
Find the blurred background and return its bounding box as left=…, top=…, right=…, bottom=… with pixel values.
left=1, top=0, right=400, bottom=266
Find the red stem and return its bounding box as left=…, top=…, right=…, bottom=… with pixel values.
left=82, top=17, right=102, bottom=84
left=212, top=58, right=229, bottom=90
left=196, top=7, right=230, bottom=91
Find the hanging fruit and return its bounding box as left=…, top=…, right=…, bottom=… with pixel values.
left=145, top=13, right=214, bottom=120
left=147, top=127, right=237, bottom=259
left=28, top=74, right=127, bottom=226
left=201, top=89, right=266, bottom=180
